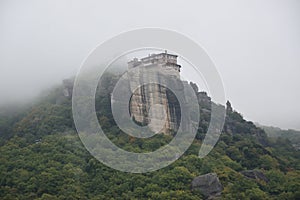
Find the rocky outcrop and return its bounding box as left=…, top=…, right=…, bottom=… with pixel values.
left=62, top=79, right=73, bottom=98
left=241, top=170, right=268, bottom=182
left=226, top=100, right=233, bottom=113
left=128, top=70, right=183, bottom=134
left=191, top=173, right=223, bottom=199
left=128, top=53, right=185, bottom=134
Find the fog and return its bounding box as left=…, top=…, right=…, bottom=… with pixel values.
left=1, top=0, right=300, bottom=130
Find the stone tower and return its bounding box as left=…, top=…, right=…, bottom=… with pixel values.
left=128, top=52, right=182, bottom=134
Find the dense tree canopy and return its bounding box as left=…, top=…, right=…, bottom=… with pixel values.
left=0, top=73, right=299, bottom=199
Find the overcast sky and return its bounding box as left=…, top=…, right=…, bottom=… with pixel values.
left=0, top=0, right=299, bottom=130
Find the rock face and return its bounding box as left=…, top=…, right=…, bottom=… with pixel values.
left=128, top=52, right=183, bottom=134
left=62, top=79, right=73, bottom=97
left=191, top=173, right=223, bottom=199
left=129, top=83, right=181, bottom=134
left=241, top=170, right=269, bottom=182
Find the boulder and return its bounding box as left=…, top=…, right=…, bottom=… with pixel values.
left=191, top=173, right=223, bottom=199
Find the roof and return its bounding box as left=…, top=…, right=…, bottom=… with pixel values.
left=140, top=52, right=178, bottom=61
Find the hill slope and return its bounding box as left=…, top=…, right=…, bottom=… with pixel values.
left=257, top=124, right=300, bottom=150
left=0, top=73, right=299, bottom=199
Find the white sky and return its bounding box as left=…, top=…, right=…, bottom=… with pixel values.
left=0, top=0, right=299, bottom=130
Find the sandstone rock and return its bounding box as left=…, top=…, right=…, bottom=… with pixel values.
left=191, top=173, right=223, bottom=199
left=62, top=79, right=73, bottom=97
left=128, top=53, right=184, bottom=134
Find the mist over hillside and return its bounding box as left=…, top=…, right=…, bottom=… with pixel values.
left=256, top=123, right=300, bottom=150
left=1, top=1, right=300, bottom=130
left=1, top=1, right=300, bottom=198
left=0, top=71, right=299, bottom=199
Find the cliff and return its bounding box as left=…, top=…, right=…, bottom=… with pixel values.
left=125, top=52, right=184, bottom=134
left=128, top=72, right=183, bottom=134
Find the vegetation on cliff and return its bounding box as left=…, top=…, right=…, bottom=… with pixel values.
left=0, top=73, right=299, bottom=199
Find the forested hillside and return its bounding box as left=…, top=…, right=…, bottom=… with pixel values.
left=0, top=73, right=299, bottom=199
left=257, top=124, right=300, bottom=150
